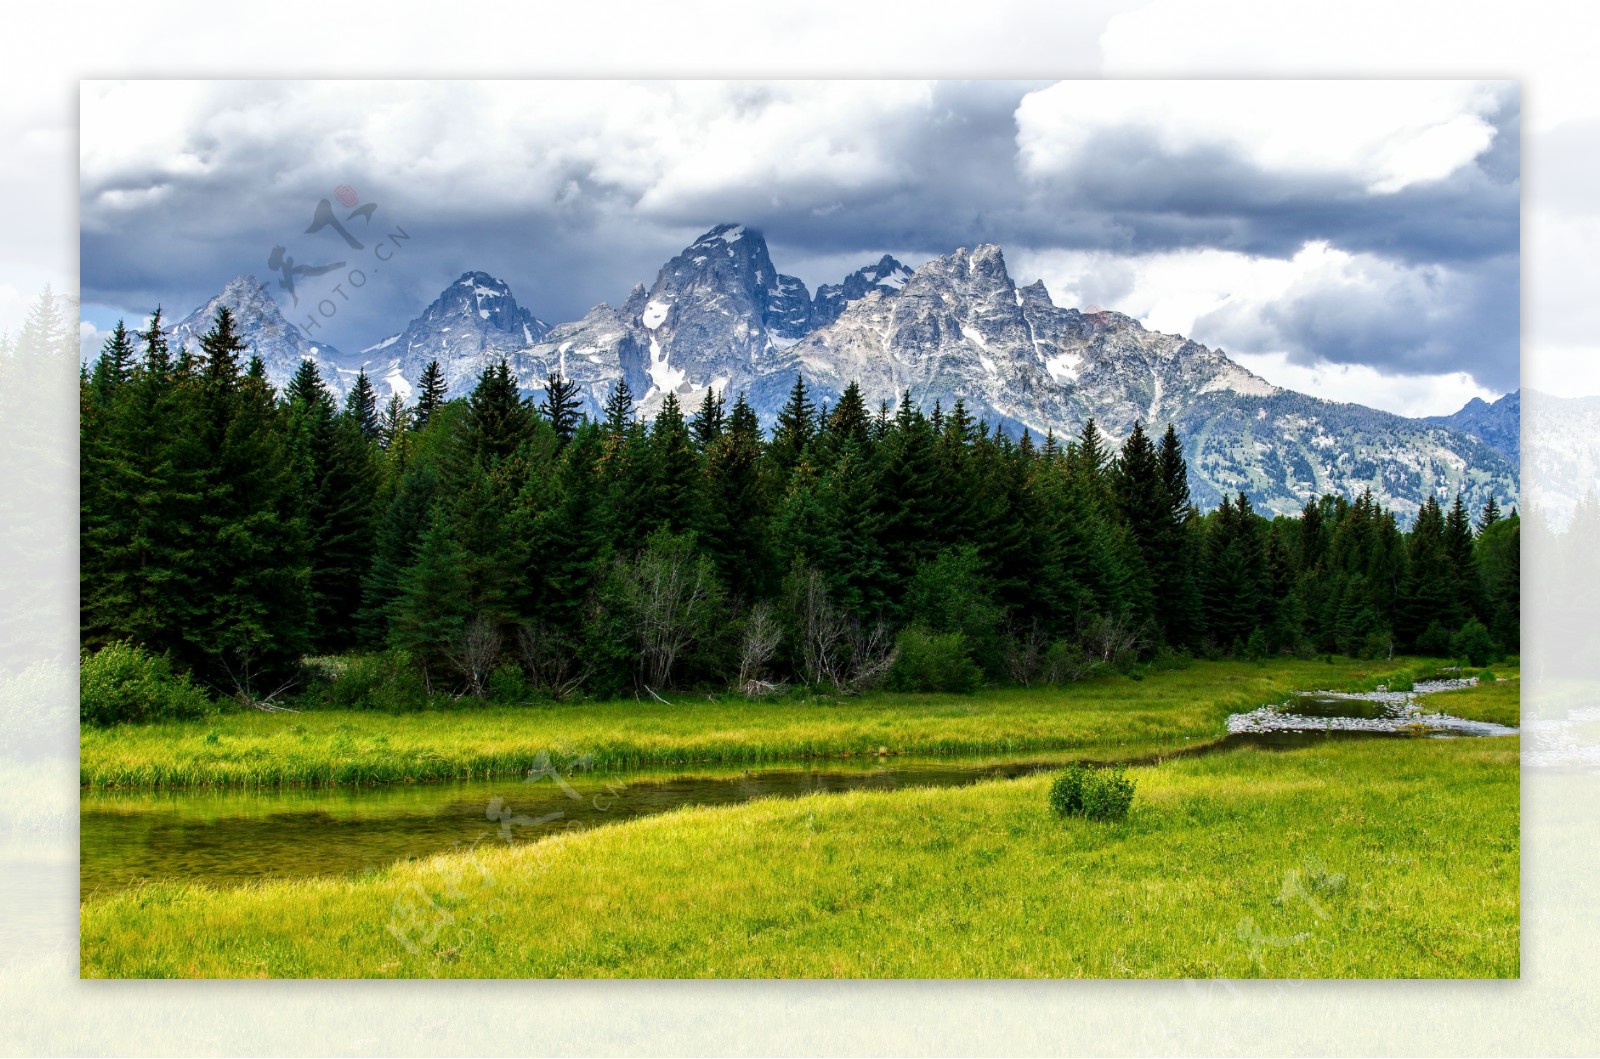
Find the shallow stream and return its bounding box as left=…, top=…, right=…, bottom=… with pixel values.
left=79, top=679, right=1515, bottom=900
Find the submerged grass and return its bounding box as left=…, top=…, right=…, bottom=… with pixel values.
left=82, top=657, right=1436, bottom=790
left=79, top=734, right=1519, bottom=978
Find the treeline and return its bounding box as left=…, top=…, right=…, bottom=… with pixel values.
left=80, top=307, right=1520, bottom=708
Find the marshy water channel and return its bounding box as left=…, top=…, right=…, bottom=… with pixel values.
left=1228, top=676, right=1520, bottom=738
left=80, top=678, right=1516, bottom=900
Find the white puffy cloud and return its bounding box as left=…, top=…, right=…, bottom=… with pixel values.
left=1013, top=240, right=1514, bottom=414
left=79, top=81, right=938, bottom=227
left=1015, top=80, right=1505, bottom=195
left=78, top=78, right=1520, bottom=410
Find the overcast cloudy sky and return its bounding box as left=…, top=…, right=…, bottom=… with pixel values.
left=79, top=78, right=1519, bottom=416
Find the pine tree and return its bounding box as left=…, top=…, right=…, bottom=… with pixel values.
left=138, top=306, right=172, bottom=378
left=1202, top=493, right=1268, bottom=649
left=522, top=421, right=610, bottom=632
left=702, top=393, right=771, bottom=599
left=643, top=391, right=701, bottom=535
left=770, top=374, right=817, bottom=476
left=413, top=359, right=448, bottom=431
left=286, top=358, right=377, bottom=652
left=1154, top=424, right=1201, bottom=645
left=1478, top=496, right=1502, bottom=533
left=542, top=371, right=583, bottom=445
left=89, top=321, right=136, bottom=400
left=358, top=461, right=440, bottom=645
left=1398, top=494, right=1453, bottom=647
left=690, top=386, right=726, bottom=451
left=344, top=369, right=379, bottom=441
left=197, top=306, right=248, bottom=391
left=390, top=512, right=474, bottom=690
left=377, top=393, right=410, bottom=452
left=826, top=381, right=871, bottom=450
left=1444, top=493, right=1482, bottom=625
left=1075, top=419, right=1109, bottom=482
left=458, top=359, right=532, bottom=465
left=602, top=378, right=635, bottom=437
left=871, top=394, right=941, bottom=604
left=177, top=314, right=310, bottom=687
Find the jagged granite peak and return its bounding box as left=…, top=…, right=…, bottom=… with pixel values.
left=158, top=232, right=1518, bottom=522
left=512, top=223, right=817, bottom=418
left=767, top=243, right=1514, bottom=521
left=504, top=302, right=650, bottom=421
left=811, top=254, right=916, bottom=329
left=1425, top=389, right=1520, bottom=464
left=771, top=243, right=1113, bottom=426
left=361, top=271, right=552, bottom=399
left=169, top=275, right=350, bottom=397
left=646, top=221, right=815, bottom=338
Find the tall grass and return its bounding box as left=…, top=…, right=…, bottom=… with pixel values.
left=81, top=657, right=1435, bottom=790
left=79, top=734, right=1519, bottom=979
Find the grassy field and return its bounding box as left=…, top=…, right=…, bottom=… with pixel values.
left=81, top=656, right=1441, bottom=789
left=79, top=733, right=1519, bottom=978
left=1425, top=667, right=1521, bottom=727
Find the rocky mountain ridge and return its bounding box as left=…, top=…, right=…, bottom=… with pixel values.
left=159, top=224, right=1519, bottom=520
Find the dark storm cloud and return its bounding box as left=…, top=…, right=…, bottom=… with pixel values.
left=79, top=80, right=1519, bottom=393
left=1196, top=251, right=1520, bottom=393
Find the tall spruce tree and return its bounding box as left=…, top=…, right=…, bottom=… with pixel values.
left=414, top=359, right=448, bottom=430
left=541, top=371, right=583, bottom=446
left=344, top=370, right=380, bottom=441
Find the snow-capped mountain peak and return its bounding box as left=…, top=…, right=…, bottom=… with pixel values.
left=152, top=226, right=1517, bottom=521
left=169, top=275, right=348, bottom=395
left=812, top=254, right=917, bottom=328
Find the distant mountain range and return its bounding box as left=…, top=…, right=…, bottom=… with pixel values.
left=161, top=223, right=1521, bottom=520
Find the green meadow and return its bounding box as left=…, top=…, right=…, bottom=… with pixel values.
left=78, top=660, right=1519, bottom=978
left=82, top=656, right=1441, bottom=790
left=80, top=732, right=1518, bottom=979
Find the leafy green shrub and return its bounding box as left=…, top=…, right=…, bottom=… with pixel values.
left=1244, top=628, right=1269, bottom=662
left=1041, top=640, right=1098, bottom=684
left=488, top=663, right=533, bottom=703
left=888, top=628, right=981, bottom=693
left=1048, top=765, right=1088, bottom=816
left=1416, top=620, right=1453, bottom=657
left=80, top=641, right=214, bottom=726
left=1049, top=764, right=1135, bottom=822
left=1478, top=669, right=1497, bottom=683
left=1357, top=629, right=1392, bottom=661
left=1080, top=767, right=1136, bottom=821
left=1147, top=647, right=1193, bottom=673
left=1451, top=619, right=1497, bottom=668
left=302, top=651, right=428, bottom=712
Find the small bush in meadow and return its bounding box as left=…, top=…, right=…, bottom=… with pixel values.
left=304, top=651, right=428, bottom=712
left=1450, top=619, right=1497, bottom=668
left=1416, top=620, right=1453, bottom=657
left=80, top=641, right=215, bottom=726
left=1244, top=628, right=1269, bottom=662
left=1478, top=669, right=1497, bottom=683
left=1048, top=765, right=1088, bottom=816
left=1048, top=764, right=1135, bottom=822
left=888, top=628, right=982, bottom=693
left=487, top=663, right=534, bottom=703
left=1147, top=647, right=1193, bottom=673
left=1080, top=767, right=1136, bottom=821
